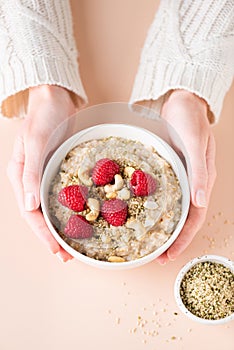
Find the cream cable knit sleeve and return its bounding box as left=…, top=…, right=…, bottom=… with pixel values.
left=0, top=0, right=87, bottom=118
left=130, top=0, right=234, bottom=123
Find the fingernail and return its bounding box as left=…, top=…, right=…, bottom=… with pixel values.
left=157, top=258, right=167, bottom=265
left=195, top=190, right=207, bottom=207
left=56, top=252, right=65, bottom=262
left=167, top=251, right=176, bottom=261
left=25, top=192, right=36, bottom=211
left=168, top=255, right=176, bottom=261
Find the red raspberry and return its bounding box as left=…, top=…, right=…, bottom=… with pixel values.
left=64, top=214, right=93, bottom=239
left=92, top=158, right=120, bottom=186
left=58, top=185, right=88, bottom=212
left=101, top=198, right=128, bottom=226
left=130, top=170, right=157, bottom=196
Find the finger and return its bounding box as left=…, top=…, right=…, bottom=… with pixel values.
left=23, top=209, right=62, bottom=254
left=56, top=248, right=74, bottom=262
left=206, top=134, right=217, bottom=202
left=167, top=205, right=207, bottom=261
left=7, top=134, right=25, bottom=213
left=156, top=252, right=169, bottom=265
left=24, top=209, right=73, bottom=261
left=22, top=125, right=46, bottom=211
left=186, top=140, right=209, bottom=208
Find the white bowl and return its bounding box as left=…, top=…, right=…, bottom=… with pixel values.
left=174, top=255, right=234, bottom=324
left=40, top=123, right=190, bottom=269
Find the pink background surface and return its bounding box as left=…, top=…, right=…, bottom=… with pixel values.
left=0, top=1, right=233, bottom=349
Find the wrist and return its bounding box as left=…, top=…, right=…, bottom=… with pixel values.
left=168, top=89, right=207, bottom=106
left=29, top=84, right=71, bottom=99
left=28, top=85, right=76, bottom=114
left=162, top=89, right=209, bottom=124
left=166, top=89, right=208, bottom=110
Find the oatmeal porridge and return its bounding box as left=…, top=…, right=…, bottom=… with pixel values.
left=48, top=137, right=182, bottom=262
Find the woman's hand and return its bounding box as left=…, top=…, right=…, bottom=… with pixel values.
left=157, top=90, right=216, bottom=264
left=7, top=85, right=77, bottom=262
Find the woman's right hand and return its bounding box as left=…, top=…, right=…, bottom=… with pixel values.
left=7, top=85, right=77, bottom=261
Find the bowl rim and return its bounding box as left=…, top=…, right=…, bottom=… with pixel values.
left=40, top=123, right=190, bottom=269
left=174, top=254, right=234, bottom=325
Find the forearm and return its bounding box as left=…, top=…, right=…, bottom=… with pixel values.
left=0, top=0, right=87, bottom=118
left=130, top=0, right=234, bottom=123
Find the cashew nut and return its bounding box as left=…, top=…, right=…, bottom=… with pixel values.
left=124, top=166, right=135, bottom=178
left=108, top=256, right=125, bottom=262
left=104, top=184, right=113, bottom=194
left=114, top=174, right=124, bottom=190
left=104, top=174, right=124, bottom=194
left=78, top=166, right=93, bottom=187
left=85, top=198, right=100, bottom=221
left=106, top=192, right=117, bottom=199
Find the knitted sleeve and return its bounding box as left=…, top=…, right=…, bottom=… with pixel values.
left=130, top=0, right=234, bottom=123
left=0, top=0, right=87, bottom=118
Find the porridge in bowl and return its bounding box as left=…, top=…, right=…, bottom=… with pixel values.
left=48, top=136, right=182, bottom=262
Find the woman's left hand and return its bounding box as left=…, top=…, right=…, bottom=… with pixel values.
left=157, top=90, right=216, bottom=264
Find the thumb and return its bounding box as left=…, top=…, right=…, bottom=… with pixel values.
left=186, top=148, right=208, bottom=208
left=23, top=134, right=45, bottom=212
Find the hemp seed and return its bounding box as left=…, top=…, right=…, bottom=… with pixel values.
left=180, top=261, right=234, bottom=320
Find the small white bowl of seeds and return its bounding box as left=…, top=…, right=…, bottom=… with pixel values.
left=174, top=255, right=234, bottom=325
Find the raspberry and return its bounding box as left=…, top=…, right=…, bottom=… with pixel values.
left=130, top=170, right=157, bottom=196
left=92, top=158, right=120, bottom=186
left=101, top=198, right=128, bottom=226
left=58, top=185, right=88, bottom=212
left=64, top=214, right=93, bottom=239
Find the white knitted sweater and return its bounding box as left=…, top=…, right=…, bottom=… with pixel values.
left=0, top=0, right=234, bottom=122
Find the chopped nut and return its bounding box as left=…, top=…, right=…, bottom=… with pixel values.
left=106, top=192, right=117, bottom=199
left=104, top=184, right=113, bottom=193
left=124, top=166, right=135, bottom=178
left=78, top=166, right=93, bottom=186
left=85, top=198, right=100, bottom=221
left=114, top=174, right=124, bottom=190
left=108, top=256, right=125, bottom=262
left=87, top=197, right=100, bottom=211
left=104, top=174, right=124, bottom=194
left=85, top=211, right=99, bottom=221
left=117, top=187, right=131, bottom=200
